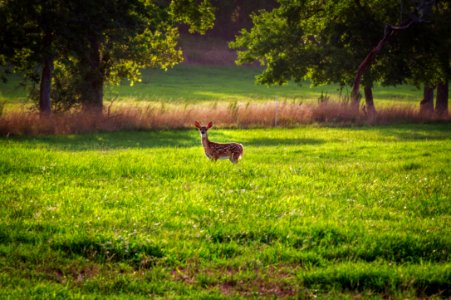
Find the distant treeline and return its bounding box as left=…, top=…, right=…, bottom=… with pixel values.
left=180, top=0, right=277, bottom=39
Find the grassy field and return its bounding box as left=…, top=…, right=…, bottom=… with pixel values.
left=1, top=123, right=450, bottom=298
left=0, top=65, right=424, bottom=106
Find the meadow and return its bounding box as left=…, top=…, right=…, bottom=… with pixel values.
left=104, top=66, right=423, bottom=105
left=1, top=123, right=450, bottom=298
left=0, top=65, right=450, bottom=298
left=1, top=65, right=438, bottom=136
left=0, top=65, right=423, bottom=105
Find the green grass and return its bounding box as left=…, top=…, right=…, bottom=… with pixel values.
left=105, top=66, right=348, bottom=103
left=1, top=124, right=450, bottom=298
left=108, top=66, right=425, bottom=104
left=1, top=65, right=424, bottom=106
left=0, top=73, right=33, bottom=103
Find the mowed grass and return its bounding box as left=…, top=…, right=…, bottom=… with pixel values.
left=1, top=65, right=424, bottom=106
left=1, top=124, right=450, bottom=298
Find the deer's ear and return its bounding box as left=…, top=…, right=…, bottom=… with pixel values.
left=194, top=121, right=201, bottom=128
left=207, top=121, right=213, bottom=129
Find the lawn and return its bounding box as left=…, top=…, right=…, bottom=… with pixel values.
left=1, top=124, right=450, bottom=298
left=1, top=65, right=424, bottom=106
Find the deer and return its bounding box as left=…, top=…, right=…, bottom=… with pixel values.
left=194, top=121, right=244, bottom=163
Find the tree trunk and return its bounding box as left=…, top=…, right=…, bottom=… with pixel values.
left=363, top=85, right=376, bottom=118
left=39, top=32, right=53, bottom=115
left=419, top=85, right=434, bottom=115
left=435, top=81, right=448, bottom=116
left=81, top=36, right=103, bottom=113
left=39, top=55, right=53, bottom=115
left=351, top=21, right=415, bottom=111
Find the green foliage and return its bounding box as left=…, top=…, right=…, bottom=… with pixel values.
left=394, top=0, right=451, bottom=86
left=0, top=0, right=215, bottom=110
left=1, top=124, right=450, bottom=297
left=231, top=0, right=449, bottom=90
left=26, top=59, right=84, bottom=111
left=170, top=0, right=215, bottom=34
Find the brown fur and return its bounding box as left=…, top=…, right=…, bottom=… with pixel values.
left=194, top=121, right=244, bottom=163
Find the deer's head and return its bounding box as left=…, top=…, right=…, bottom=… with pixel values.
left=194, top=121, right=213, bottom=137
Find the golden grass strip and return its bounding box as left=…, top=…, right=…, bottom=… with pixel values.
left=0, top=101, right=448, bottom=136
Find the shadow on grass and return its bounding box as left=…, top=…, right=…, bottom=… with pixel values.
left=244, top=137, right=324, bottom=146
left=207, top=131, right=325, bottom=147
left=347, top=123, right=451, bottom=141
left=3, top=129, right=326, bottom=150
left=3, top=124, right=449, bottom=151
left=3, top=130, right=200, bottom=151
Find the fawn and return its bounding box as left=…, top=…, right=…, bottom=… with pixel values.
left=194, top=121, right=244, bottom=163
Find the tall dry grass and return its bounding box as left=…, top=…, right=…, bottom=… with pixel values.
left=0, top=101, right=448, bottom=136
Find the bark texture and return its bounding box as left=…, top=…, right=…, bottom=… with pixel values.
left=435, top=81, right=448, bottom=116
left=419, top=85, right=434, bottom=115
left=39, top=32, right=53, bottom=115
left=363, top=85, right=376, bottom=117
left=81, top=36, right=103, bottom=113
left=351, top=21, right=415, bottom=111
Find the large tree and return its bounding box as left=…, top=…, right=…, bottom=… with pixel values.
left=0, top=0, right=69, bottom=114
left=381, top=0, right=450, bottom=117
left=350, top=0, right=449, bottom=117
left=68, top=0, right=215, bottom=111
left=231, top=0, right=399, bottom=114
left=230, top=0, right=448, bottom=116
left=420, top=0, right=449, bottom=116
left=0, top=0, right=215, bottom=113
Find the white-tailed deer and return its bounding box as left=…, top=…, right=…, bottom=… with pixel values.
left=194, top=121, right=244, bottom=163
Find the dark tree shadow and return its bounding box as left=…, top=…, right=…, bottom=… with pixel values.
left=3, top=124, right=448, bottom=151
left=243, top=137, right=325, bottom=146
left=344, top=123, right=451, bottom=141
left=3, top=130, right=200, bottom=151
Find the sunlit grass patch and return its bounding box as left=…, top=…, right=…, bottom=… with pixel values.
left=1, top=124, right=450, bottom=298
left=2, top=65, right=425, bottom=105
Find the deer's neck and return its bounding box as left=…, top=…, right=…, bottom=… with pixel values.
left=201, top=134, right=211, bottom=148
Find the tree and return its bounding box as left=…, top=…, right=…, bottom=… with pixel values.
left=231, top=0, right=447, bottom=116
left=200, top=0, right=277, bottom=40
left=70, top=0, right=215, bottom=112
left=388, top=0, right=450, bottom=116
left=0, top=0, right=215, bottom=113
left=351, top=0, right=450, bottom=117
left=431, top=0, right=449, bottom=116
left=231, top=1, right=402, bottom=114
left=0, top=0, right=68, bottom=114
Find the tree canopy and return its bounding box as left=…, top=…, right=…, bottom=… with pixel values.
left=1, top=0, right=448, bottom=115
left=231, top=0, right=449, bottom=115
left=0, top=0, right=215, bottom=112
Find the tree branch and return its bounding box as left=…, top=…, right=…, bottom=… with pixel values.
left=350, top=6, right=428, bottom=110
